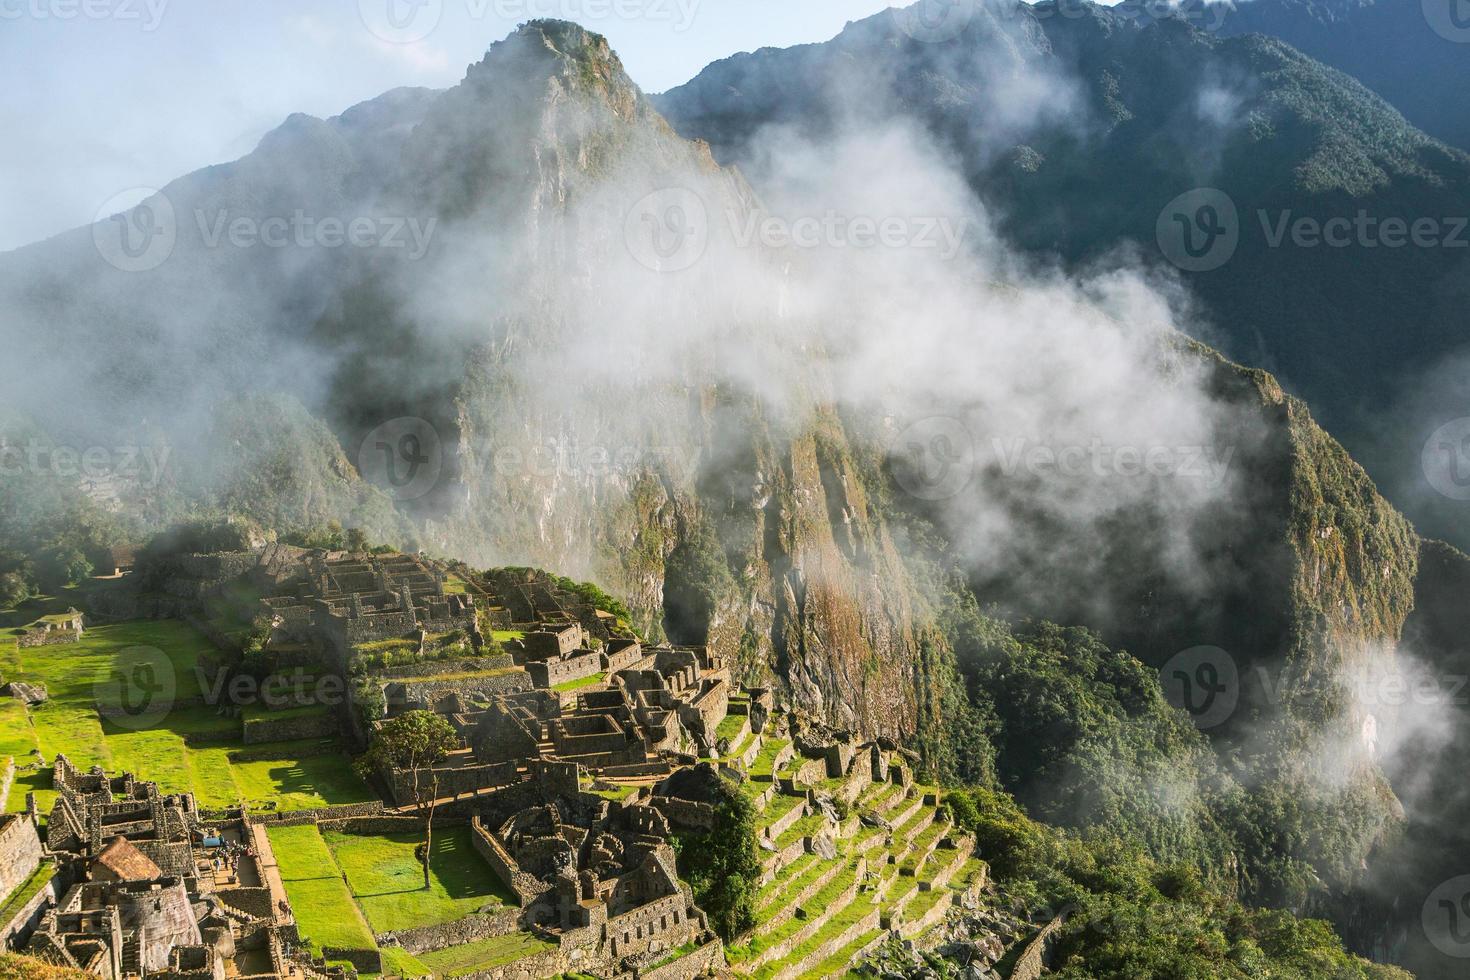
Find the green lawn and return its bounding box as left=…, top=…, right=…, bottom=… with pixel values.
left=415, top=932, right=555, bottom=978
left=552, top=672, right=605, bottom=693
left=267, top=825, right=378, bottom=951
left=0, top=863, right=54, bottom=926
left=323, top=827, right=514, bottom=933
left=0, top=622, right=372, bottom=813
left=716, top=713, right=747, bottom=743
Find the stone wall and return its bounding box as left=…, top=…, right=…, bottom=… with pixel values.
left=381, top=906, right=523, bottom=955
left=318, top=815, right=427, bottom=835
left=385, top=670, right=531, bottom=710
left=17, top=629, right=81, bottom=649
left=0, top=815, right=44, bottom=900
left=469, top=817, right=547, bottom=906
left=1011, top=915, right=1065, bottom=980
left=0, top=867, right=59, bottom=948
left=242, top=711, right=339, bottom=745
left=605, top=891, right=700, bottom=961
left=382, top=760, right=520, bottom=806
left=638, top=936, right=723, bottom=980
left=375, top=654, right=516, bottom=680
left=526, top=651, right=602, bottom=689
left=0, top=757, right=15, bottom=813
left=455, top=941, right=564, bottom=980
left=651, top=797, right=717, bottom=833
left=320, top=946, right=381, bottom=974
left=215, top=887, right=274, bottom=919
left=602, top=641, right=644, bottom=674
left=243, top=801, right=386, bottom=825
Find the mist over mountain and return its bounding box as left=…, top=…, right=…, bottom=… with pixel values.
left=0, top=9, right=1467, bottom=978
left=656, top=0, right=1470, bottom=555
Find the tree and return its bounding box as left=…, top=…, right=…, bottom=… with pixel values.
left=670, top=776, right=761, bottom=941
left=345, top=527, right=370, bottom=553
left=0, top=572, right=31, bottom=610
left=34, top=545, right=91, bottom=592
left=355, top=710, right=460, bottom=888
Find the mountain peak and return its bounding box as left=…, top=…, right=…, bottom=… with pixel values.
left=465, top=19, right=640, bottom=119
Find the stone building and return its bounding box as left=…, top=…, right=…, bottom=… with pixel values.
left=465, top=763, right=713, bottom=976
left=24, top=758, right=284, bottom=980
left=256, top=552, right=481, bottom=670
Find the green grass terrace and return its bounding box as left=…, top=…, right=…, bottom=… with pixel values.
left=0, top=619, right=372, bottom=814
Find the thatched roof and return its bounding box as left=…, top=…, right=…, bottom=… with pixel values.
left=92, top=836, right=161, bottom=881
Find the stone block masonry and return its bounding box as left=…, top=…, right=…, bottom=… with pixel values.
left=0, top=814, right=43, bottom=910
left=382, top=905, right=524, bottom=955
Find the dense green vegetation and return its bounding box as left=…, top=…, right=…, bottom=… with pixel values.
left=943, top=786, right=1408, bottom=979
left=670, top=775, right=762, bottom=942
left=660, top=522, right=735, bottom=646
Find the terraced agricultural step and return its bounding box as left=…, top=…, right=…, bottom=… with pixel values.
left=757, top=853, right=818, bottom=909
left=886, top=797, right=924, bottom=831
left=794, top=926, right=886, bottom=980
left=759, top=855, right=848, bottom=932
left=898, top=883, right=955, bottom=939
left=894, top=806, right=937, bottom=850
left=923, top=842, right=970, bottom=891
left=743, top=858, right=867, bottom=970
left=755, top=894, right=884, bottom=980
left=898, top=821, right=949, bottom=877
left=762, top=795, right=811, bottom=840
left=874, top=786, right=912, bottom=817
left=854, top=782, right=897, bottom=813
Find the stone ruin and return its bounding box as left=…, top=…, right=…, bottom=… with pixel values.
left=13, top=756, right=288, bottom=980
left=374, top=642, right=733, bottom=806
left=254, top=549, right=482, bottom=671
left=458, top=762, right=713, bottom=977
